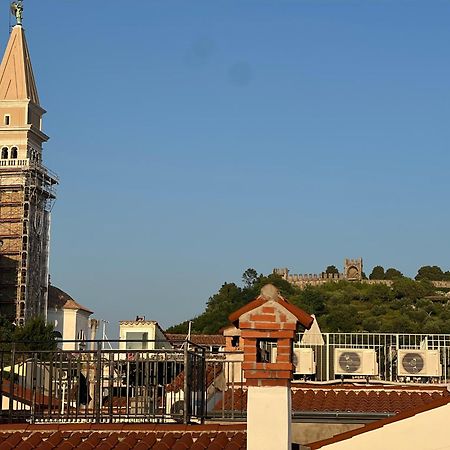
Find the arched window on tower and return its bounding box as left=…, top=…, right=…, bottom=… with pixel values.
left=11, top=147, right=18, bottom=159
left=1, top=147, right=8, bottom=159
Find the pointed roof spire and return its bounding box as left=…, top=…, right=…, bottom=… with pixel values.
left=0, top=20, right=40, bottom=105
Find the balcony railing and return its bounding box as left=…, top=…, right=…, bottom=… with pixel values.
left=0, top=341, right=212, bottom=424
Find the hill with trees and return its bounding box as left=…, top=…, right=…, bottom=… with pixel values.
left=167, top=265, right=450, bottom=335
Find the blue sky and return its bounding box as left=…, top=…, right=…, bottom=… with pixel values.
left=4, top=0, right=449, bottom=333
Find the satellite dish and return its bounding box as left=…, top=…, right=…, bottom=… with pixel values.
left=338, top=351, right=361, bottom=373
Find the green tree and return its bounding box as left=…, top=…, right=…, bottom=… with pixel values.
left=415, top=265, right=445, bottom=281
left=0, top=316, right=15, bottom=350
left=13, top=317, right=57, bottom=352
left=292, top=286, right=325, bottom=315
left=242, top=268, right=259, bottom=288
left=325, top=265, right=339, bottom=275
left=325, top=304, right=359, bottom=332
left=168, top=267, right=446, bottom=335
left=369, top=266, right=385, bottom=280
left=384, top=268, right=403, bottom=280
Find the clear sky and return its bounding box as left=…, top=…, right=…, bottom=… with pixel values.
left=4, top=0, right=449, bottom=333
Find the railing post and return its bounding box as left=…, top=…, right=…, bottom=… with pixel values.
left=200, top=347, right=206, bottom=423
left=30, top=352, right=38, bottom=423
left=8, top=343, right=15, bottom=423
left=95, top=342, right=102, bottom=422
left=183, top=342, right=190, bottom=424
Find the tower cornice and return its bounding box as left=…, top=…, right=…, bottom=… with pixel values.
left=0, top=125, right=49, bottom=142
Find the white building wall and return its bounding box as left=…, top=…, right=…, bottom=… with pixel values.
left=60, top=309, right=91, bottom=350
left=119, top=322, right=172, bottom=350
left=318, top=402, right=450, bottom=450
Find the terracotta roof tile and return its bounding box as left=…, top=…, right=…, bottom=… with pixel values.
left=15, top=432, right=43, bottom=450
left=208, top=432, right=230, bottom=449
left=190, top=434, right=211, bottom=449
left=48, top=285, right=93, bottom=314
left=167, top=334, right=226, bottom=346
left=0, top=425, right=247, bottom=449
left=2, top=432, right=25, bottom=449
left=172, top=433, right=194, bottom=449
left=214, top=383, right=450, bottom=415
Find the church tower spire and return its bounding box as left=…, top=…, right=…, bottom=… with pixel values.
left=0, top=9, right=58, bottom=325
left=0, top=24, right=40, bottom=105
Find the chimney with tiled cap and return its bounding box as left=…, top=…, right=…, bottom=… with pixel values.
left=229, top=284, right=313, bottom=450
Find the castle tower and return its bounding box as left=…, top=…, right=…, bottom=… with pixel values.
left=344, top=257, right=363, bottom=281
left=0, top=8, right=57, bottom=325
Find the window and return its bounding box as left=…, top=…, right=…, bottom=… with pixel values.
left=77, top=330, right=86, bottom=340
left=4, top=115, right=10, bottom=125
left=256, top=338, right=278, bottom=363
left=125, top=331, right=148, bottom=350
left=10, top=147, right=18, bottom=159
left=1, top=147, right=7, bottom=159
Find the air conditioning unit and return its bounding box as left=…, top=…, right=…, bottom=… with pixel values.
left=397, top=350, right=442, bottom=377
left=334, top=348, right=378, bottom=376
left=293, top=348, right=316, bottom=375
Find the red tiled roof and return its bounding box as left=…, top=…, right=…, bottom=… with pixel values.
left=0, top=423, right=246, bottom=449
left=0, top=379, right=55, bottom=407
left=307, top=395, right=450, bottom=449
left=214, top=383, right=450, bottom=414
left=48, top=285, right=93, bottom=314
left=166, top=364, right=223, bottom=393
left=166, top=334, right=226, bottom=346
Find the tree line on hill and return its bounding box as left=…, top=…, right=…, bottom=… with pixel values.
left=369, top=265, right=450, bottom=281
left=167, top=265, right=450, bottom=335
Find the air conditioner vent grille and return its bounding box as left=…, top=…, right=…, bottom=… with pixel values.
left=338, top=352, right=361, bottom=373
left=401, top=352, right=425, bottom=374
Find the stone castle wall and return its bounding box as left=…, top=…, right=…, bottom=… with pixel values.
left=274, top=264, right=450, bottom=290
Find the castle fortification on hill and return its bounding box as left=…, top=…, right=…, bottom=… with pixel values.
left=274, top=258, right=364, bottom=288
left=274, top=258, right=450, bottom=289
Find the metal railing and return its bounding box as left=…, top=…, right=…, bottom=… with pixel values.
left=7, top=332, right=450, bottom=424
left=0, top=340, right=213, bottom=424
left=296, top=332, right=450, bottom=382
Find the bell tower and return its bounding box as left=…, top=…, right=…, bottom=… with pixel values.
left=0, top=3, right=58, bottom=324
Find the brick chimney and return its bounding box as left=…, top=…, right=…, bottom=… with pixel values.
left=229, top=284, right=313, bottom=450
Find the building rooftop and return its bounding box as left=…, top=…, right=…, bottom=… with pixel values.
left=214, top=383, right=450, bottom=416
left=166, top=333, right=226, bottom=347
left=47, top=285, right=93, bottom=314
